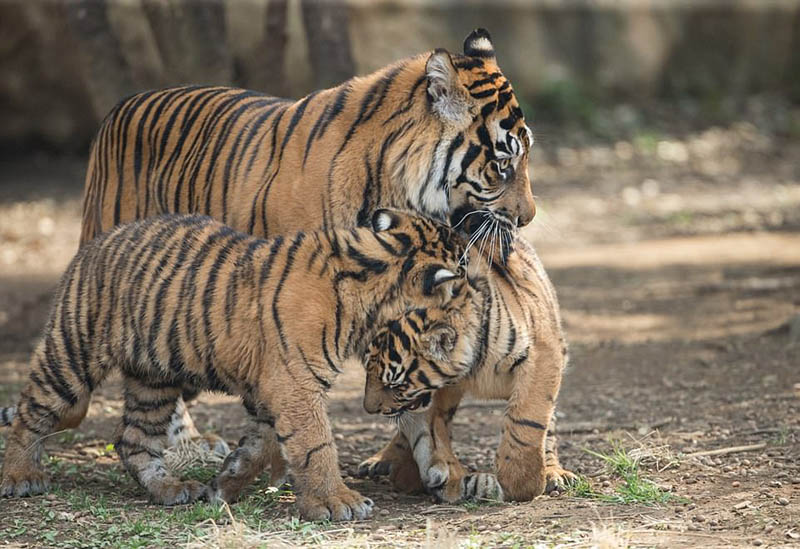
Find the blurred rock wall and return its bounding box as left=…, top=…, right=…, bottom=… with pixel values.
left=1, top=0, right=798, bottom=152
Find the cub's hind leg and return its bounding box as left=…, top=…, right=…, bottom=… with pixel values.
left=207, top=402, right=286, bottom=504
left=165, top=389, right=230, bottom=458
left=1, top=346, right=99, bottom=497
left=115, top=375, right=206, bottom=505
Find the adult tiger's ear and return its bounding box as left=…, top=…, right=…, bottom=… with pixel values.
left=426, top=48, right=471, bottom=125
left=421, top=324, right=457, bottom=363
left=372, top=209, right=400, bottom=232
left=463, top=28, right=496, bottom=62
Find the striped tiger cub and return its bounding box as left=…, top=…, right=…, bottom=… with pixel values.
left=0, top=210, right=467, bottom=521
left=358, top=239, right=577, bottom=502
left=76, top=27, right=537, bottom=452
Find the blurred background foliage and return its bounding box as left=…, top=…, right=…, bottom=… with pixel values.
left=0, top=0, right=799, bottom=153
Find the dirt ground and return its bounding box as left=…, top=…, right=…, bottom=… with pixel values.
left=0, top=122, right=798, bottom=548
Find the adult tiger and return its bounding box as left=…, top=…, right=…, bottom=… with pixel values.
left=1, top=210, right=467, bottom=521
left=78, top=28, right=537, bottom=450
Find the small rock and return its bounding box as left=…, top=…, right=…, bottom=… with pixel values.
left=732, top=481, right=741, bottom=487
left=687, top=503, right=697, bottom=510
left=777, top=497, right=789, bottom=506
left=734, top=500, right=751, bottom=510
left=770, top=480, right=782, bottom=488
left=379, top=509, right=390, bottom=516
left=722, top=465, right=733, bottom=473
left=45, top=494, right=57, bottom=501
left=602, top=480, right=611, bottom=488
left=753, top=539, right=764, bottom=546
left=693, top=515, right=706, bottom=523
left=791, top=478, right=800, bottom=485
left=549, top=490, right=560, bottom=497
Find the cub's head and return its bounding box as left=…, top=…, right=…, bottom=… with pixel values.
left=362, top=289, right=476, bottom=417
left=425, top=28, right=535, bottom=261
left=370, top=209, right=466, bottom=307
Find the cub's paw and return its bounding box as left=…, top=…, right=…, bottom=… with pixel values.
left=298, top=486, right=373, bottom=521
left=151, top=479, right=207, bottom=506
left=191, top=434, right=231, bottom=458
left=0, top=469, right=50, bottom=498
left=424, top=461, right=450, bottom=491
left=460, top=473, right=504, bottom=502
left=357, top=455, right=393, bottom=479
left=545, top=466, right=579, bottom=493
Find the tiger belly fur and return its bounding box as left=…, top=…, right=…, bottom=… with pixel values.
left=359, top=239, right=576, bottom=502
left=0, top=210, right=467, bottom=521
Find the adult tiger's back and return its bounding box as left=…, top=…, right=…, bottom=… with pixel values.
left=80, top=29, right=536, bottom=246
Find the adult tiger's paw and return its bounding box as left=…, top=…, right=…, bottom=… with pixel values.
left=298, top=486, right=373, bottom=521
left=545, top=465, right=579, bottom=493
left=0, top=468, right=50, bottom=498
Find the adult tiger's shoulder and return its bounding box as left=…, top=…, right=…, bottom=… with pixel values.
left=81, top=29, right=535, bottom=251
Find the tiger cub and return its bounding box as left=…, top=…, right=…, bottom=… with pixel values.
left=0, top=210, right=467, bottom=521
left=358, top=239, right=576, bottom=502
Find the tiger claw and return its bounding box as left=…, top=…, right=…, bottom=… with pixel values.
left=356, top=458, right=392, bottom=479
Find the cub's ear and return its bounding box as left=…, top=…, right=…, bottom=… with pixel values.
left=372, top=209, right=400, bottom=232
left=423, top=266, right=459, bottom=296
left=426, top=48, right=471, bottom=124
left=463, top=28, right=496, bottom=61
left=421, top=324, right=457, bottom=363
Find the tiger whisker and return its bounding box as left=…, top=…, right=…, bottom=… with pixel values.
left=460, top=217, right=491, bottom=264
left=451, top=209, right=484, bottom=231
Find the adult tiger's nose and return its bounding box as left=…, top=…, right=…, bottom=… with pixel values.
left=516, top=202, right=535, bottom=227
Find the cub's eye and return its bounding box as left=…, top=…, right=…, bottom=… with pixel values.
left=498, top=157, right=511, bottom=171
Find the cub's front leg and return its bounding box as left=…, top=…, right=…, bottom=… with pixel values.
left=274, top=383, right=372, bottom=521
left=398, top=386, right=504, bottom=503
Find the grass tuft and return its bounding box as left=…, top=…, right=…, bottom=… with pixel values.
left=583, top=441, right=681, bottom=505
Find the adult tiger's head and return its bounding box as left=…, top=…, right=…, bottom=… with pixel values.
left=362, top=289, right=477, bottom=417
left=421, top=29, right=535, bottom=262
